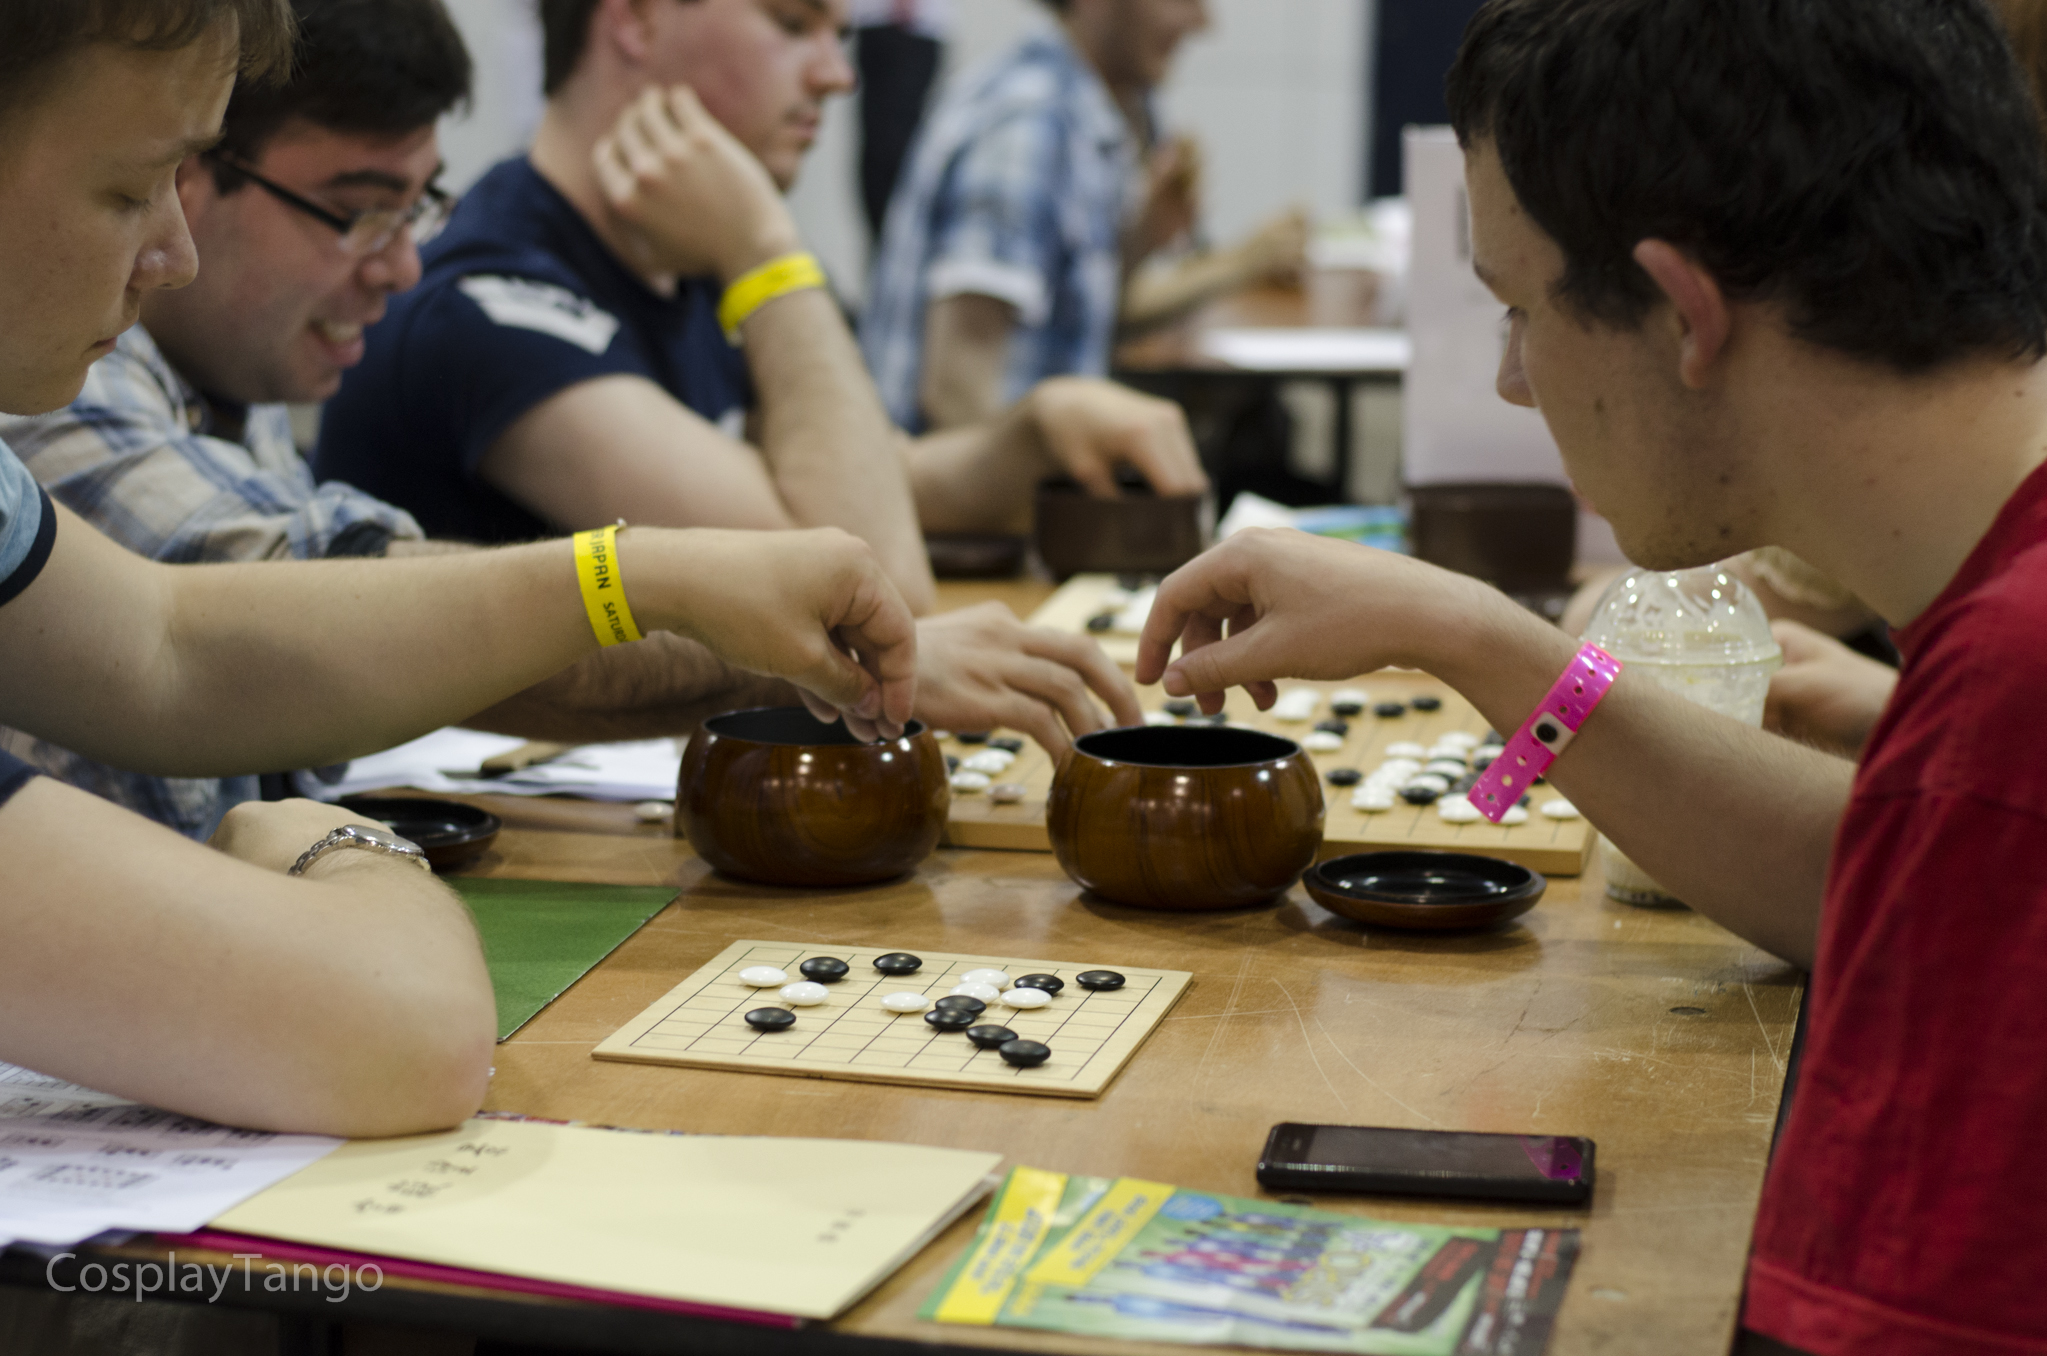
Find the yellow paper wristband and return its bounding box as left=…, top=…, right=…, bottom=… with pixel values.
left=717, top=251, right=827, bottom=343
left=572, top=523, right=643, bottom=647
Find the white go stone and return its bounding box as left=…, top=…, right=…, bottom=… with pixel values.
left=989, top=783, right=1028, bottom=805
left=1424, top=759, right=1470, bottom=778
left=1502, top=806, right=1531, bottom=826
left=950, top=771, right=992, bottom=793
left=1541, top=798, right=1582, bottom=821
left=633, top=800, right=673, bottom=823
left=1271, top=689, right=1321, bottom=722
left=1000, top=987, right=1052, bottom=1010
left=1407, top=773, right=1452, bottom=795
left=1352, top=789, right=1397, bottom=812
left=1144, top=710, right=1178, bottom=726
left=950, top=982, right=1002, bottom=1002
left=1302, top=731, right=1345, bottom=753
left=1437, top=797, right=1483, bottom=824
left=930, top=730, right=953, bottom=742
left=1474, top=744, right=1507, bottom=762
left=1385, top=741, right=1428, bottom=759
left=738, top=966, right=789, bottom=987
left=1437, top=731, right=1482, bottom=749
left=961, top=968, right=1010, bottom=987
left=961, top=749, right=1015, bottom=775
left=1377, top=758, right=1422, bottom=777
left=1330, top=687, right=1370, bottom=707
left=778, top=982, right=829, bottom=1006
left=880, top=991, right=931, bottom=1013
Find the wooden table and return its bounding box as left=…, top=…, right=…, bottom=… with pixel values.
left=4, top=583, right=1801, bottom=1356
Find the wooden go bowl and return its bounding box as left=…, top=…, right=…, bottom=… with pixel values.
left=677, top=707, right=950, bottom=888
left=1047, top=725, right=1325, bottom=910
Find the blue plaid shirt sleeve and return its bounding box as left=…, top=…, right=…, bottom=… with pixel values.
left=921, top=109, right=1067, bottom=326
left=0, top=329, right=423, bottom=565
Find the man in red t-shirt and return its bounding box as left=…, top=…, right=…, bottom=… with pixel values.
left=1126, top=0, right=2047, bottom=1350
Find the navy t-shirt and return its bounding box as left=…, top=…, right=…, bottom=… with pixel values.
left=0, top=436, right=56, bottom=807
left=315, top=157, right=752, bottom=544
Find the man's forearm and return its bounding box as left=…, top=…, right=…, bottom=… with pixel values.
left=1432, top=597, right=1846, bottom=968
left=903, top=402, right=1048, bottom=535
left=1120, top=249, right=1263, bottom=334
left=463, top=632, right=797, bottom=742
left=742, top=290, right=937, bottom=611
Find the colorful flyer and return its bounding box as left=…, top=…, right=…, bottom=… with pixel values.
left=923, top=1169, right=1578, bottom=1356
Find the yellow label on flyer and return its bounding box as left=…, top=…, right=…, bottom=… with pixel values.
left=931, top=1167, right=1068, bottom=1325
left=1021, top=1176, right=1176, bottom=1290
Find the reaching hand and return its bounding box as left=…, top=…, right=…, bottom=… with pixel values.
left=1232, top=207, right=1311, bottom=286
left=592, top=85, right=802, bottom=283
left=912, top=602, right=1144, bottom=762
left=1130, top=135, right=1203, bottom=263
left=643, top=528, right=918, bottom=739
left=1764, top=619, right=1896, bottom=758
left=1136, top=529, right=1489, bottom=712
left=1029, top=377, right=1209, bottom=500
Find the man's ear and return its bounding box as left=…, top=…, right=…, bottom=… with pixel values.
left=1633, top=239, right=1730, bottom=390
left=600, top=0, right=659, bottom=67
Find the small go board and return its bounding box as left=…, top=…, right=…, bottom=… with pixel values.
left=594, top=941, right=1191, bottom=1099
left=937, top=574, right=1593, bottom=876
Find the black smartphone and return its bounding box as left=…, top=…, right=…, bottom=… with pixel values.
left=1257, top=1123, right=1595, bottom=1205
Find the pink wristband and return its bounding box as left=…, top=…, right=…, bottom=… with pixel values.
left=1469, top=644, right=1623, bottom=823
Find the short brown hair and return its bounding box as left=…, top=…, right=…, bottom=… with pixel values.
left=540, top=0, right=600, bottom=96
left=0, top=0, right=296, bottom=120
left=1995, top=0, right=2047, bottom=113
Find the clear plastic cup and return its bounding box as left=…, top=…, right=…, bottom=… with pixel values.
left=1582, top=564, right=1782, bottom=905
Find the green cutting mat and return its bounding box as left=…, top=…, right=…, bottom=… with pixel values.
left=453, top=879, right=678, bottom=1041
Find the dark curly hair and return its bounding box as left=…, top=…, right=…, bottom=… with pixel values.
left=0, top=0, right=294, bottom=119
left=1448, top=0, right=2047, bottom=374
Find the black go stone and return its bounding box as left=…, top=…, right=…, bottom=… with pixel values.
left=1086, top=612, right=1116, bottom=633
left=933, top=995, right=987, bottom=1015
left=1411, top=695, right=1444, bottom=712
left=945, top=755, right=960, bottom=773
left=997, top=1039, right=1052, bottom=1069
left=1330, top=700, right=1364, bottom=717
left=1400, top=785, right=1441, bottom=806
left=990, top=737, right=1024, bottom=754
left=744, top=1008, right=796, bottom=1033
left=1314, top=718, right=1351, bottom=736
left=1012, top=973, right=1064, bottom=995
left=966, top=1024, right=1018, bottom=1050
left=1374, top=702, right=1407, bottom=718
left=1163, top=699, right=1198, bottom=718
left=799, top=957, right=850, bottom=984
left=1326, top=768, right=1362, bottom=788
left=925, top=1007, right=977, bottom=1032
left=1076, top=970, right=1126, bottom=991
left=873, top=952, right=923, bottom=975
left=955, top=732, right=990, bottom=745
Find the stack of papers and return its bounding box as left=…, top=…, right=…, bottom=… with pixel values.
left=1199, top=328, right=1412, bottom=374
left=0, top=1063, right=339, bottom=1249
left=320, top=728, right=684, bottom=803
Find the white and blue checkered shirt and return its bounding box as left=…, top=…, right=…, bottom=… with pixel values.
left=861, top=27, right=1138, bottom=432
left=0, top=327, right=424, bottom=838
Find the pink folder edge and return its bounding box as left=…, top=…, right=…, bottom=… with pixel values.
left=161, top=1228, right=803, bottom=1329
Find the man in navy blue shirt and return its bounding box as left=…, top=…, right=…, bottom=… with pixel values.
left=318, top=0, right=1209, bottom=560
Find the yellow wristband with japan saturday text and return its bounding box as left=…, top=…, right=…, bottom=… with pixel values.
left=717, top=251, right=827, bottom=343
left=573, top=523, right=643, bottom=647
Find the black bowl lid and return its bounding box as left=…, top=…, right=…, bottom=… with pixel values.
left=703, top=706, right=927, bottom=747
left=1310, top=851, right=1541, bottom=907
left=1075, top=724, right=1300, bottom=769
left=337, top=796, right=501, bottom=849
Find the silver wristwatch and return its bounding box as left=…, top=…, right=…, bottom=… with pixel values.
left=288, top=822, right=433, bottom=877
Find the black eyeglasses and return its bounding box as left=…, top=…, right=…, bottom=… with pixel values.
left=204, top=150, right=452, bottom=256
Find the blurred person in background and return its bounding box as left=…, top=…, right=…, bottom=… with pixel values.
left=851, top=0, right=950, bottom=242
left=861, top=0, right=1310, bottom=434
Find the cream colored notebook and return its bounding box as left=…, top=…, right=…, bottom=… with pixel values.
left=211, top=1118, right=1000, bottom=1319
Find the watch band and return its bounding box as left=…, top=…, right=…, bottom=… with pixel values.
left=289, top=824, right=432, bottom=877
left=1468, top=644, right=1623, bottom=823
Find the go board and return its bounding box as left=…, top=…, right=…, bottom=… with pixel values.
left=594, top=941, right=1191, bottom=1099
left=938, top=574, right=1593, bottom=876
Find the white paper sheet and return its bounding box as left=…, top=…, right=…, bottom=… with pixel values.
left=319, top=728, right=684, bottom=803
left=1198, top=327, right=1411, bottom=373
left=0, top=1064, right=340, bottom=1249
